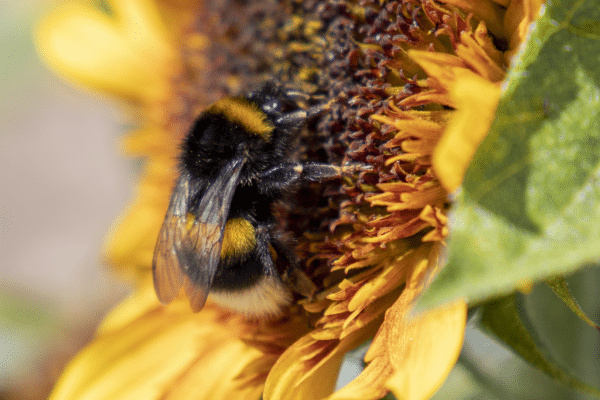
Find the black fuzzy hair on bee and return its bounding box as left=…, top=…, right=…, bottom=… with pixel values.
left=152, top=83, right=344, bottom=318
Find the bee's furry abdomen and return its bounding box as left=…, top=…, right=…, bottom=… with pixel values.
left=219, top=217, right=257, bottom=260
left=209, top=275, right=293, bottom=318
left=210, top=218, right=293, bottom=318
left=211, top=220, right=264, bottom=292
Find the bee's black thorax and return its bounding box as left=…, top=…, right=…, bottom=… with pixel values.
left=180, top=86, right=304, bottom=183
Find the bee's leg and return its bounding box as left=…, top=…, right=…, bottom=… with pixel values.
left=270, top=237, right=317, bottom=300
left=301, top=162, right=371, bottom=179
left=274, top=103, right=330, bottom=128
left=301, top=162, right=345, bottom=181
left=257, top=162, right=340, bottom=194
left=254, top=225, right=279, bottom=277
left=258, top=161, right=370, bottom=195
left=274, top=110, right=309, bottom=130
left=254, top=225, right=316, bottom=298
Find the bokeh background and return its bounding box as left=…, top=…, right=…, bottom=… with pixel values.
left=1, top=2, right=598, bottom=400
left=1, top=2, right=132, bottom=398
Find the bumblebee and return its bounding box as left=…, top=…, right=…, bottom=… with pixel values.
left=153, top=84, right=345, bottom=318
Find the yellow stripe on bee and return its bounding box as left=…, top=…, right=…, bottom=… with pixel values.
left=186, top=213, right=195, bottom=231
left=221, top=218, right=256, bottom=259
left=208, top=97, right=274, bottom=140
left=268, top=244, right=278, bottom=262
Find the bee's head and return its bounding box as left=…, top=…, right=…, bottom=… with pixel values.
left=247, top=83, right=301, bottom=122
left=247, top=82, right=328, bottom=138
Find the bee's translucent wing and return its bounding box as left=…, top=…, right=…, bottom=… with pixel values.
left=152, top=158, right=245, bottom=312
left=152, top=177, right=191, bottom=305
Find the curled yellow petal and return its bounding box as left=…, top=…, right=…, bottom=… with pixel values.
left=35, top=0, right=177, bottom=102
left=431, top=69, right=501, bottom=191
left=504, top=0, right=545, bottom=59
left=437, top=0, right=507, bottom=39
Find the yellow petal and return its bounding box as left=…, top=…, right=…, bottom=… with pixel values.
left=504, top=0, right=544, bottom=59
left=328, top=244, right=466, bottom=400
left=432, top=69, right=501, bottom=191
left=97, top=275, right=157, bottom=334
left=50, top=280, right=265, bottom=400
left=264, top=319, right=381, bottom=400
left=158, top=340, right=264, bottom=400
left=327, top=355, right=392, bottom=400
left=437, top=0, right=507, bottom=39
left=35, top=0, right=177, bottom=102
left=386, top=301, right=467, bottom=400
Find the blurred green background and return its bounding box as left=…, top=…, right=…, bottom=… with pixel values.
left=1, top=2, right=598, bottom=400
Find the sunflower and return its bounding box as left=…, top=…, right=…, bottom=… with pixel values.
left=36, top=0, right=542, bottom=399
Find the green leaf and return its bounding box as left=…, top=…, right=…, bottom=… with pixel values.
left=545, top=275, right=600, bottom=331
left=480, top=295, right=600, bottom=397
left=419, top=0, right=600, bottom=309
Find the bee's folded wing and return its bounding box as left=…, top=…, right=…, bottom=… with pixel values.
left=152, top=158, right=245, bottom=311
